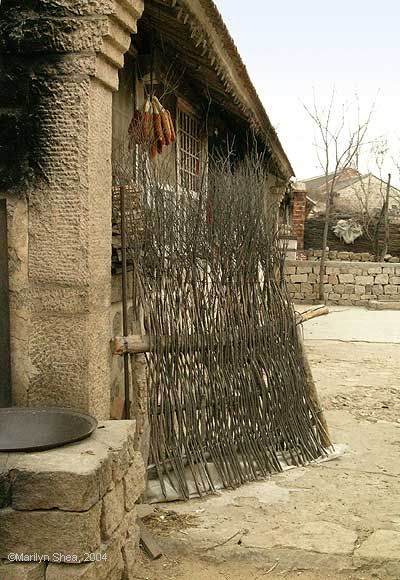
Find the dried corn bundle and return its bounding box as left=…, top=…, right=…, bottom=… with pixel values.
left=129, top=96, right=176, bottom=159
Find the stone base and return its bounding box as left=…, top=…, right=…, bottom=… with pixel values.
left=0, top=421, right=145, bottom=580
left=368, top=300, right=400, bottom=310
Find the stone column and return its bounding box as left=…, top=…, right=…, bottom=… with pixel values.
left=0, top=0, right=143, bottom=418
left=292, top=182, right=307, bottom=251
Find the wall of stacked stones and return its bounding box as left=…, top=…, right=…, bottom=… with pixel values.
left=285, top=260, right=400, bottom=305
left=304, top=249, right=400, bottom=263
left=0, top=422, right=145, bottom=580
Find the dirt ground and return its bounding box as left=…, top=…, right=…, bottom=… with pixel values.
left=136, top=553, right=376, bottom=580
left=136, top=307, right=400, bottom=580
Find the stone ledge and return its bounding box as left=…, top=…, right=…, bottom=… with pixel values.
left=368, top=300, right=400, bottom=310
left=0, top=503, right=102, bottom=561
left=46, top=533, right=124, bottom=580
left=0, top=421, right=138, bottom=512
left=0, top=510, right=141, bottom=578
left=0, top=561, right=45, bottom=580
left=0, top=421, right=143, bottom=577
left=124, top=454, right=146, bottom=511
left=101, top=481, right=126, bottom=540
left=285, top=259, right=400, bottom=269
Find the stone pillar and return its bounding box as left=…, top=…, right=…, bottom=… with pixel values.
left=0, top=0, right=143, bottom=418
left=292, top=182, right=307, bottom=251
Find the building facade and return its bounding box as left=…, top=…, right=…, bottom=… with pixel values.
left=0, top=0, right=293, bottom=419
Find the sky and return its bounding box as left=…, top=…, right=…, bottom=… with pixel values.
left=215, top=0, right=400, bottom=183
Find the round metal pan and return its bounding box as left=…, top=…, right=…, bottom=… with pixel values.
left=0, top=407, right=98, bottom=452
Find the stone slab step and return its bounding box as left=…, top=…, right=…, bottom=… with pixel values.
left=368, top=300, right=400, bottom=310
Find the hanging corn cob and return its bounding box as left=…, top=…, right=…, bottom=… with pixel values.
left=167, top=110, right=176, bottom=143
left=152, top=96, right=164, bottom=156
left=150, top=139, right=158, bottom=159
left=153, top=96, right=172, bottom=145
left=142, top=98, right=153, bottom=143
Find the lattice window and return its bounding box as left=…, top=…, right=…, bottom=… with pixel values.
left=177, top=105, right=204, bottom=194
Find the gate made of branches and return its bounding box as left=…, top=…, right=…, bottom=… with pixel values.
left=123, top=157, right=329, bottom=500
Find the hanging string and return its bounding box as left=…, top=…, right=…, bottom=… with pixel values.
left=150, top=27, right=155, bottom=100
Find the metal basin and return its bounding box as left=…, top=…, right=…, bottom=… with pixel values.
left=0, top=407, right=98, bottom=452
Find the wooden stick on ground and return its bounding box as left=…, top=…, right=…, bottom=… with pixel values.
left=296, top=314, right=332, bottom=448
left=295, top=305, right=329, bottom=325
left=138, top=520, right=163, bottom=560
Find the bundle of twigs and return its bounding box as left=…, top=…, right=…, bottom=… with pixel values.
left=125, top=153, right=330, bottom=500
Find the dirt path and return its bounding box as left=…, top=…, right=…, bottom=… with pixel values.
left=137, top=309, right=400, bottom=580
left=136, top=552, right=372, bottom=579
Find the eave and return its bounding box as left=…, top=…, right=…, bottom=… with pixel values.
left=144, top=0, right=294, bottom=180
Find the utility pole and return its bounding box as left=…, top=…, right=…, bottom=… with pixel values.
left=380, top=173, right=391, bottom=261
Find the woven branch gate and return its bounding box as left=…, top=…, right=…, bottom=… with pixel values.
left=122, top=159, right=330, bottom=500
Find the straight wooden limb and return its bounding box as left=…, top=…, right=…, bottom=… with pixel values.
left=296, top=326, right=332, bottom=448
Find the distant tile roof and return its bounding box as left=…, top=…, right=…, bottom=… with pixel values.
left=302, top=169, right=400, bottom=207
left=303, top=168, right=359, bottom=198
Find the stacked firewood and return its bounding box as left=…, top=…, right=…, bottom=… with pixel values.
left=129, top=96, right=176, bottom=158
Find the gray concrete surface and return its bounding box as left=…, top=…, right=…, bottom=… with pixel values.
left=298, top=305, right=400, bottom=344
left=140, top=307, right=400, bottom=579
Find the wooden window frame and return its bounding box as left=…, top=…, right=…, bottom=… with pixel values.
left=176, top=98, right=208, bottom=196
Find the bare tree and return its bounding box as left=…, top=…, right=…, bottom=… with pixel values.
left=350, top=139, right=389, bottom=257
left=305, top=91, right=373, bottom=302
left=380, top=172, right=392, bottom=260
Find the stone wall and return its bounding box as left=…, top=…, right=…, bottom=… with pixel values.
left=303, top=249, right=400, bottom=263
left=285, top=260, right=400, bottom=305
left=0, top=421, right=145, bottom=580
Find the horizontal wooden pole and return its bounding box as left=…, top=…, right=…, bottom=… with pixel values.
left=111, top=305, right=329, bottom=356
left=111, top=335, right=152, bottom=355
left=111, top=333, right=235, bottom=355
left=112, top=330, right=276, bottom=356
left=111, top=307, right=329, bottom=356
left=295, top=305, right=329, bottom=325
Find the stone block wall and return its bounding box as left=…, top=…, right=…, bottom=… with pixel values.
left=0, top=421, right=145, bottom=580
left=304, top=249, right=400, bottom=263
left=285, top=260, right=400, bottom=305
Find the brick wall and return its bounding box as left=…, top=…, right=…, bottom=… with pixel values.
left=292, top=186, right=307, bottom=250
left=285, top=260, right=400, bottom=305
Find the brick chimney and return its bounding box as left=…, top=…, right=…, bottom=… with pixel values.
left=292, top=182, right=307, bottom=250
